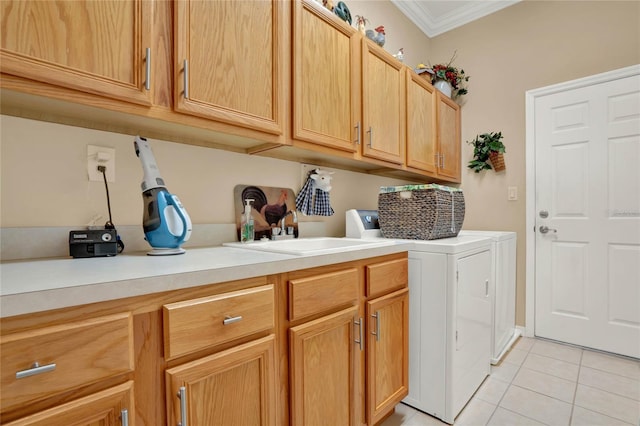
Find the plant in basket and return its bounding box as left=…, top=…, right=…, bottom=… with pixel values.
left=467, top=132, right=506, bottom=173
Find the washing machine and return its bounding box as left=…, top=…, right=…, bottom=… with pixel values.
left=346, top=210, right=493, bottom=424
left=458, top=230, right=520, bottom=365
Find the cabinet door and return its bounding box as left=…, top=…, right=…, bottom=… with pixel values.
left=290, top=306, right=360, bottom=426
left=406, top=70, right=438, bottom=174
left=4, top=381, right=134, bottom=426
left=175, top=0, right=284, bottom=135
left=362, top=40, right=405, bottom=165
left=366, top=288, right=409, bottom=425
left=436, top=92, right=461, bottom=182
left=166, top=335, right=276, bottom=426
left=292, top=0, right=360, bottom=152
left=0, top=0, right=152, bottom=106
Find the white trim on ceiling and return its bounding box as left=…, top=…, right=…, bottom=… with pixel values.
left=391, top=0, right=521, bottom=37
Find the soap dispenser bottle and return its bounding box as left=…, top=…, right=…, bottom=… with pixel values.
left=240, top=199, right=255, bottom=243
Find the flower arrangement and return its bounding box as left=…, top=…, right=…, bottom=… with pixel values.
left=430, top=51, right=469, bottom=98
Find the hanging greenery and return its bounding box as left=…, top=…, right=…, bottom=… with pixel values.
left=467, top=132, right=506, bottom=173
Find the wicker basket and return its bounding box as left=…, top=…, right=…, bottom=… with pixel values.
left=489, top=151, right=506, bottom=172
left=378, top=184, right=465, bottom=240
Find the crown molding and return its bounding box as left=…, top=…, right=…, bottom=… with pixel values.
left=391, top=0, right=521, bottom=37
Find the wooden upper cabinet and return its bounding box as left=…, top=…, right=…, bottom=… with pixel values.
left=0, top=0, right=152, bottom=106
left=406, top=70, right=438, bottom=174
left=292, top=0, right=360, bottom=152
left=436, top=92, right=462, bottom=182
left=361, top=40, right=405, bottom=165
left=174, top=0, right=284, bottom=135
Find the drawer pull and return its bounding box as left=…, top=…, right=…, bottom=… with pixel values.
left=178, top=386, right=187, bottom=426
left=183, top=59, right=189, bottom=99
left=144, top=47, right=151, bottom=91
left=121, top=408, right=129, bottom=426
left=354, top=317, right=363, bottom=351
left=16, top=362, right=56, bottom=379
left=223, top=315, right=243, bottom=325
left=371, top=312, right=381, bottom=341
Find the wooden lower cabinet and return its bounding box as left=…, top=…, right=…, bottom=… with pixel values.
left=366, top=288, right=409, bottom=425
left=1, top=255, right=408, bottom=425
left=165, top=335, right=277, bottom=426
left=289, top=306, right=360, bottom=426
left=4, top=381, right=134, bottom=426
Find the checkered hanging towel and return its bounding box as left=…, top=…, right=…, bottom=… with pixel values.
left=295, top=176, right=334, bottom=216
left=295, top=177, right=315, bottom=215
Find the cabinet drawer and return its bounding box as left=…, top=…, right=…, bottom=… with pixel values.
left=366, top=258, right=408, bottom=297
left=0, top=312, right=134, bottom=412
left=289, top=268, right=359, bottom=321
left=163, top=284, right=274, bottom=360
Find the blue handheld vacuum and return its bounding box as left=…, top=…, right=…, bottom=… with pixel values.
left=134, top=136, right=192, bottom=255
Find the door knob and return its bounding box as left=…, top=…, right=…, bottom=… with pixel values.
left=539, top=225, right=557, bottom=234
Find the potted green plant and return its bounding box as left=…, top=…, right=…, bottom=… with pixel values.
left=467, top=132, right=506, bottom=173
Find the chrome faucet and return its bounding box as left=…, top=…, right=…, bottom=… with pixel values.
left=280, top=210, right=298, bottom=234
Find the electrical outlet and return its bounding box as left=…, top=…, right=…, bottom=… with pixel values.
left=508, top=186, right=518, bottom=201
left=88, top=145, right=115, bottom=182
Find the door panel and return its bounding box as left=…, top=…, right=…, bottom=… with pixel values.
left=292, top=0, right=359, bottom=151
left=289, top=306, right=358, bottom=426
left=0, top=0, right=152, bottom=105
left=534, top=73, right=640, bottom=358
left=361, top=41, right=405, bottom=164
left=175, top=0, right=284, bottom=134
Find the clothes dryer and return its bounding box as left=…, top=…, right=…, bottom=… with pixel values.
left=346, top=210, right=493, bottom=424
left=458, top=230, right=519, bottom=364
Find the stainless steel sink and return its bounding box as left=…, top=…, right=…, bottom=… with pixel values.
left=223, top=237, right=395, bottom=256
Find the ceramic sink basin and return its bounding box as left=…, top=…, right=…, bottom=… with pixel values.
left=223, top=237, right=395, bottom=256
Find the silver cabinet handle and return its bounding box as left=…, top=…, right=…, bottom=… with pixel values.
left=223, top=315, right=243, bottom=325
left=441, top=154, right=446, bottom=168
left=183, top=59, right=189, bottom=99
left=178, top=386, right=187, bottom=426
left=355, top=122, right=361, bottom=145
left=16, top=362, right=56, bottom=379
left=367, top=126, right=373, bottom=147
left=539, top=225, right=557, bottom=234
left=371, top=311, right=380, bottom=341
left=435, top=153, right=440, bottom=167
left=485, top=279, right=489, bottom=297
left=144, top=47, right=151, bottom=91
left=354, top=317, right=363, bottom=351
left=121, top=408, right=129, bottom=426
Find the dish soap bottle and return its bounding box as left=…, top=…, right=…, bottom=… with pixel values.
left=240, top=198, right=255, bottom=243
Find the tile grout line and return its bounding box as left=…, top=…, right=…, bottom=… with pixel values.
left=484, top=338, right=537, bottom=425
left=567, top=347, right=583, bottom=426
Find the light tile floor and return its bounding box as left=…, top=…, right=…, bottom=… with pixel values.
left=382, top=337, right=640, bottom=426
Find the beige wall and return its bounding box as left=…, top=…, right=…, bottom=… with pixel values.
left=429, top=0, right=640, bottom=325
left=1, top=1, right=639, bottom=328
left=0, top=115, right=409, bottom=238
left=347, top=0, right=432, bottom=67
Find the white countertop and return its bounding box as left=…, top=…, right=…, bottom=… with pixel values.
left=0, top=243, right=410, bottom=318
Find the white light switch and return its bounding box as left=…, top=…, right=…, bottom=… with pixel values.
left=88, top=145, right=115, bottom=182
left=508, top=186, right=518, bottom=201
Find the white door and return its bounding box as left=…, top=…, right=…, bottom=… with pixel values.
left=534, top=72, right=640, bottom=358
